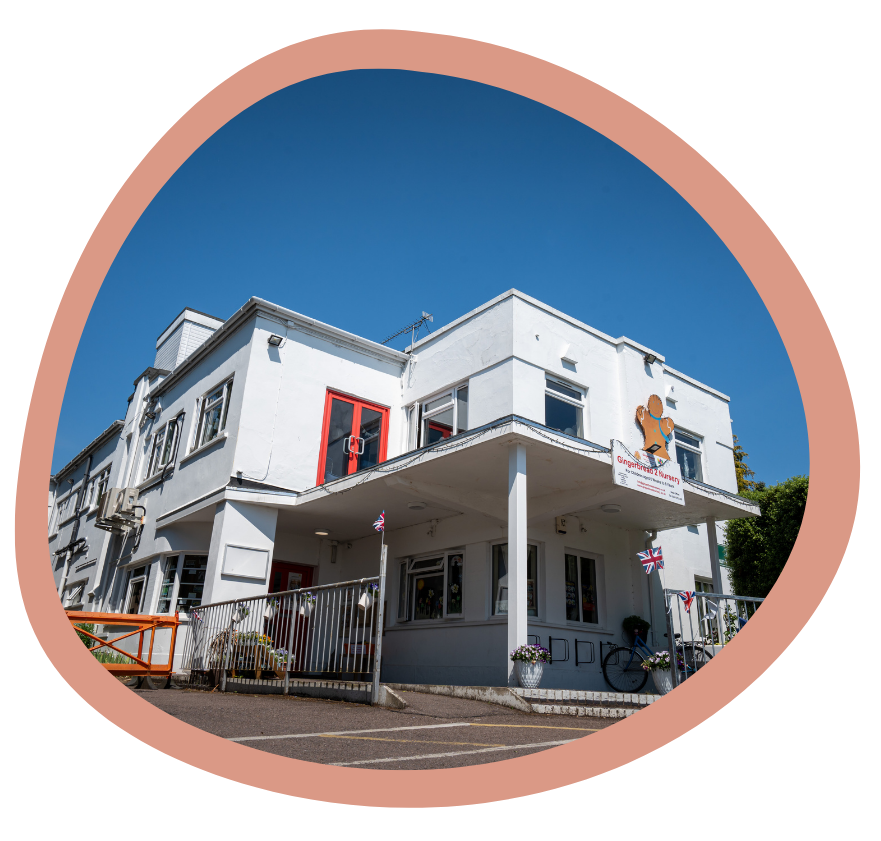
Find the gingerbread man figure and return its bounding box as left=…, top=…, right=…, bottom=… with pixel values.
left=636, top=394, right=674, bottom=460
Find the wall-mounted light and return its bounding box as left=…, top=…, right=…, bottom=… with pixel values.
left=268, top=334, right=284, bottom=347
left=645, top=443, right=661, bottom=454
left=601, top=504, right=622, bottom=514
left=643, top=353, right=657, bottom=365
left=314, top=528, right=329, bottom=536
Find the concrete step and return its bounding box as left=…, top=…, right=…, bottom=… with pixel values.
left=511, top=688, right=660, bottom=718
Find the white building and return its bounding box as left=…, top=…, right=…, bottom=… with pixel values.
left=49, top=290, right=756, bottom=690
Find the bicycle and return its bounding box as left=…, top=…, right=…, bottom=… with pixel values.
left=601, top=633, right=713, bottom=693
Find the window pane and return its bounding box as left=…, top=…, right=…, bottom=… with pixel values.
left=546, top=380, right=582, bottom=402
left=424, top=393, right=453, bottom=413
left=676, top=446, right=703, bottom=482
left=580, top=557, right=598, bottom=624
left=156, top=557, right=178, bottom=613
left=545, top=394, right=583, bottom=438
left=412, top=572, right=444, bottom=620
left=494, top=544, right=537, bottom=616
left=125, top=578, right=144, bottom=614
left=422, top=406, right=453, bottom=445
left=564, top=554, right=579, bottom=621
left=675, top=430, right=701, bottom=449
left=456, top=387, right=468, bottom=433
left=160, top=423, right=176, bottom=466
left=176, top=555, right=207, bottom=613
left=447, top=554, right=463, bottom=615
left=410, top=557, right=443, bottom=571
left=492, top=544, right=508, bottom=615
left=356, top=407, right=383, bottom=472
left=323, top=398, right=354, bottom=482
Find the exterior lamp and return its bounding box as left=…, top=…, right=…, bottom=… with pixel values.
left=643, top=353, right=657, bottom=365
left=645, top=443, right=661, bottom=454
left=314, top=528, right=330, bottom=536
left=268, top=334, right=284, bottom=347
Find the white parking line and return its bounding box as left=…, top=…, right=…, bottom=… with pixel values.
left=330, top=739, right=578, bottom=766
left=229, top=722, right=472, bottom=742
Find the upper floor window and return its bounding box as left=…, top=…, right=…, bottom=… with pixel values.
left=193, top=378, right=233, bottom=451
left=417, top=383, right=469, bottom=447
left=317, top=390, right=389, bottom=485
left=87, top=466, right=111, bottom=509
left=146, top=419, right=179, bottom=479
left=545, top=377, right=584, bottom=438
left=674, top=429, right=703, bottom=482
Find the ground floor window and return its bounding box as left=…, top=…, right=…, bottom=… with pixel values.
left=124, top=565, right=149, bottom=614
left=398, top=551, right=464, bottom=622
left=63, top=581, right=86, bottom=610
left=491, top=543, right=538, bottom=616
left=154, top=554, right=207, bottom=614
left=565, top=553, right=599, bottom=624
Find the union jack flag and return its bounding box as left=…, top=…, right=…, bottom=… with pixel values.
left=678, top=590, right=696, bottom=613
left=637, top=546, right=664, bottom=574
left=373, top=511, right=385, bottom=532
left=191, top=608, right=202, bottom=622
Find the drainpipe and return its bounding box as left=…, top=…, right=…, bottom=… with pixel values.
left=57, top=454, right=92, bottom=599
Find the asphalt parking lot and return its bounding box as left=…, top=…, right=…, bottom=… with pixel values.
left=135, top=687, right=615, bottom=769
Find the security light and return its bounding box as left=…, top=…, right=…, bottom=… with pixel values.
left=645, top=443, right=661, bottom=454
left=314, top=528, right=329, bottom=536
left=643, top=353, right=657, bottom=365
left=268, top=334, right=284, bottom=347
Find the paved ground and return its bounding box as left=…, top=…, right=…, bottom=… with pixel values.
left=135, top=687, right=616, bottom=769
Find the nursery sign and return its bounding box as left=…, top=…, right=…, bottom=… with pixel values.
left=612, top=440, right=685, bottom=505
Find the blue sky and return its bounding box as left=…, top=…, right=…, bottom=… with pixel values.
left=52, top=70, right=807, bottom=484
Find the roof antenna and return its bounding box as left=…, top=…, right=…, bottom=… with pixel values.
left=381, top=312, right=434, bottom=349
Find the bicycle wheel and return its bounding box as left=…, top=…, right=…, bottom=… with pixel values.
left=677, top=644, right=712, bottom=680
left=602, top=646, right=649, bottom=693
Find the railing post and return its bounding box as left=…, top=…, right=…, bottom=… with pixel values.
left=371, top=545, right=388, bottom=705
left=283, top=593, right=296, bottom=695
left=664, top=590, right=680, bottom=688
left=221, top=603, right=235, bottom=693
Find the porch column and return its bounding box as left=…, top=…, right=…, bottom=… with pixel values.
left=507, top=443, right=528, bottom=687
left=706, top=516, right=724, bottom=593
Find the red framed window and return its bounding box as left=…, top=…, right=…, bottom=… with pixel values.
left=317, top=390, right=390, bottom=485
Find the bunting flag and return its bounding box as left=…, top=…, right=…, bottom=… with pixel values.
left=705, top=600, right=718, bottom=621
left=191, top=608, right=202, bottom=623
left=637, top=546, right=664, bottom=574
left=678, top=590, right=696, bottom=613
left=373, top=511, right=385, bottom=532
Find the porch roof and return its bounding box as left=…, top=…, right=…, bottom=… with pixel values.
left=164, top=416, right=758, bottom=543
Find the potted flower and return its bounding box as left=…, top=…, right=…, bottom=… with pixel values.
left=641, top=650, right=683, bottom=695
left=232, top=604, right=250, bottom=624
left=264, top=598, right=279, bottom=620
left=510, top=643, right=551, bottom=689
left=622, top=614, right=651, bottom=644
left=299, top=592, right=315, bottom=617
left=358, top=582, right=379, bottom=611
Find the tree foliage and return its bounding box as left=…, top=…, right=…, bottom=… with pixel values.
left=732, top=434, right=757, bottom=493
left=724, top=476, right=809, bottom=598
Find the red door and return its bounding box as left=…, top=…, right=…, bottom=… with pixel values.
left=316, top=390, right=389, bottom=485
left=266, top=562, right=314, bottom=672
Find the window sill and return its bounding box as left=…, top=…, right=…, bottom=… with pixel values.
left=137, top=472, right=168, bottom=492
left=180, top=431, right=228, bottom=465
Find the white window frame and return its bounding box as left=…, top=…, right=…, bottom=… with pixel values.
left=123, top=565, right=150, bottom=615
left=544, top=376, right=586, bottom=439
left=397, top=549, right=465, bottom=623
left=155, top=554, right=184, bottom=614
left=489, top=540, right=541, bottom=619
left=192, top=378, right=233, bottom=452
left=145, top=418, right=180, bottom=479
left=564, top=550, right=604, bottom=627
left=415, top=382, right=469, bottom=448
left=63, top=580, right=87, bottom=610
left=87, top=466, right=112, bottom=511
left=674, top=428, right=704, bottom=482
left=54, top=486, right=80, bottom=528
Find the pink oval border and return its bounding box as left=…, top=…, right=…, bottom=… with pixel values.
left=16, top=30, right=859, bottom=807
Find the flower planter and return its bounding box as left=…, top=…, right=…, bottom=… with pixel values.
left=652, top=668, right=673, bottom=695
left=358, top=592, right=374, bottom=611
left=299, top=601, right=313, bottom=618
left=264, top=604, right=276, bottom=620
left=515, top=660, right=544, bottom=689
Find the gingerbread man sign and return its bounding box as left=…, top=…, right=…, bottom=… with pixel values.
left=636, top=394, right=674, bottom=460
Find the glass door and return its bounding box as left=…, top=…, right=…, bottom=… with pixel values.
left=318, top=391, right=389, bottom=484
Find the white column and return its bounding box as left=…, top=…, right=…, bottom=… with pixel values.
left=507, top=443, right=528, bottom=686
left=706, top=516, right=724, bottom=593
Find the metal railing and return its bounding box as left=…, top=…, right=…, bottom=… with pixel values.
left=181, top=571, right=386, bottom=701
left=663, top=589, right=764, bottom=688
